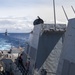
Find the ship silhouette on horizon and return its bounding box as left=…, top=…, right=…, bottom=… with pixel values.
left=5, top=29, right=8, bottom=36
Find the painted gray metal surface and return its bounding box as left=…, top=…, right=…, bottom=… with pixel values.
left=56, top=18, right=75, bottom=75
left=22, top=24, right=66, bottom=75
left=36, top=32, right=64, bottom=70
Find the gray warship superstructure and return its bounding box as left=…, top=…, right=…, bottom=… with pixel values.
left=21, top=21, right=66, bottom=75
left=56, top=18, right=75, bottom=75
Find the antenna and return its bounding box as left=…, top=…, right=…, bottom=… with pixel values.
left=71, top=6, right=75, bottom=14
left=53, top=0, right=56, bottom=30
left=62, top=6, right=68, bottom=21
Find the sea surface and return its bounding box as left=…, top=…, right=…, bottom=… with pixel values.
left=0, top=33, right=30, bottom=50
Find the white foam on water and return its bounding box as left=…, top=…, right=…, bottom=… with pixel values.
left=0, top=38, right=11, bottom=50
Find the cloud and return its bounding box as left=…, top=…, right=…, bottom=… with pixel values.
left=0, top=17, right=34, bottom=33
left=0, top=20, right=16, bottom=25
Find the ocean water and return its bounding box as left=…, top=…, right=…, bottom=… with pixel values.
left=0, top=33, right=30, bottom=50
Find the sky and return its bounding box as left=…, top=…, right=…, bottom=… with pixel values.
left=0, top=0, right=75, bottom=33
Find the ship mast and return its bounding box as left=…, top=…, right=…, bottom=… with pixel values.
left=53, top=0, right=56, bottom=30
left=71, top=6, right=75, bottom=14
left=62, top=6, right=68, bottom=20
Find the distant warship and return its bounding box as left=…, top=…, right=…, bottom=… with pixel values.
left=5, top=29, right=8, bottom=36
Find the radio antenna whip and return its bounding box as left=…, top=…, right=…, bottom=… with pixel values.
left=53, top=0, right=56, bottom=30
left=71, top=6, right=75, bottom=14
left=62, top=6, right=68, bottom=21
